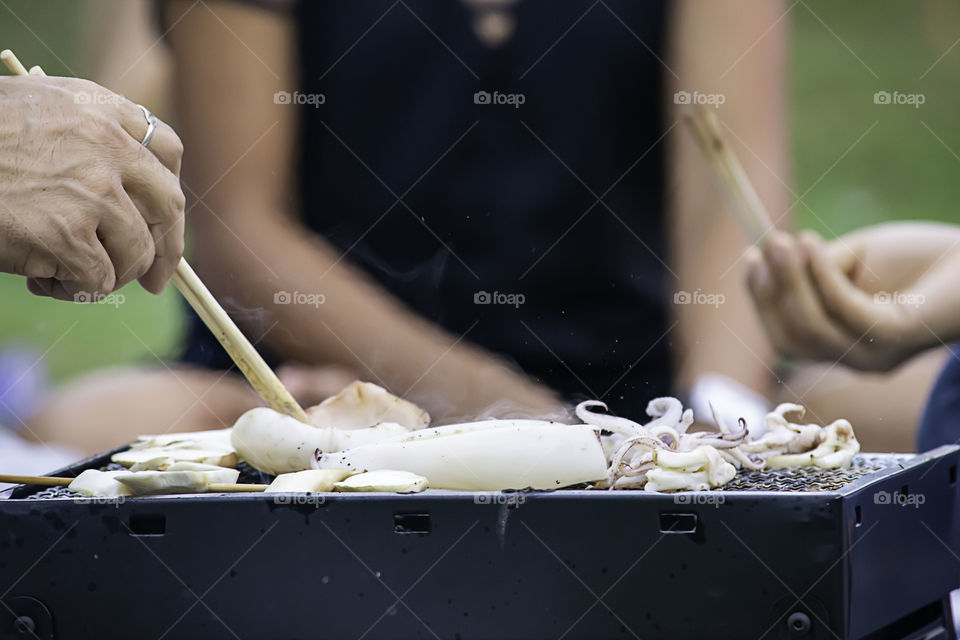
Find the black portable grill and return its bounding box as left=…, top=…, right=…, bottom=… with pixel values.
left=1, top=445, right=958, bottom=640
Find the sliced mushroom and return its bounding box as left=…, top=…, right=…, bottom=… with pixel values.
left=306, top=381, right=430, bottom=430
left=69, top=469, right=133, bottom=498
left=333, top=470, right=428, bottom=493
left=114, top=464, right=240, bottom=495
left=129, top=428, right=234, bottom=452
left=265, top=469, right=353, bottom=493
left=112, top=447, right=237, bottom=469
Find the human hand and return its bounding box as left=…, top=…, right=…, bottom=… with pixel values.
left=0, top=76, right=184, bottom=300
left=744, top=230, right=926, bottom=371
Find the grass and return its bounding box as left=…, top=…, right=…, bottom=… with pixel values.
left=1, top=0, right=959, bottom=382
left=789, top=0, right=960, bottom=233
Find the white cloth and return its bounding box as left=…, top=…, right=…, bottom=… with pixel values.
left=0, top=427, right=81, bottom=495
left=689, top=372, right=771, bottom=438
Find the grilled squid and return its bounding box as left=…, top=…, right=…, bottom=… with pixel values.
left=231, top=408, right=413, bottom=475
left=740, top=403, right=860, bottom=469
left=313, top=420, right=608, bottom=491
left=645, top=446, right=737, bottom=492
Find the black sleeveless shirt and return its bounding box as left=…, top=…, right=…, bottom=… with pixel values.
left=183, top=0, right=673, bottom=415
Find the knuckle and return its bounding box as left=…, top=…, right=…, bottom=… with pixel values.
left=170, top=234, right=185, bottom=261
left=170, top=186, right=186, bottom=216
left=169, top=130, right=185, bottom=158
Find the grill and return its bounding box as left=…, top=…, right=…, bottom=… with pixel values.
left=1, top=445, right=958, bottom=639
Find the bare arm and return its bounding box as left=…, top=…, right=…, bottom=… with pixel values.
left=164, top=1, right=562, bottom=421
left=668, top=0, right=789, bottom=397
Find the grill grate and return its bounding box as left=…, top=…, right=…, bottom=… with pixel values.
left=720, top=453, right=909, bottom=492
left=20, top=455, right=913, bottom=499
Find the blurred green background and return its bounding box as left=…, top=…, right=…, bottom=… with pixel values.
left=1, top=0, right=959, bottom=383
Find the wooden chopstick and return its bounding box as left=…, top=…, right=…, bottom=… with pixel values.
left=684, top=105, right=775, bottom=246
left=2, top=50, right=310, bottom=424
left=0, top=473, right=269, bottom=493
left=171, top=258, right=310, bottom=422
left=207, top=483, right=269, bottom=493
left=0, top=474, right=71, bottom=487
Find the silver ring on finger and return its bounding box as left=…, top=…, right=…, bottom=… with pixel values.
left=137, top=104, right=159, bottom=148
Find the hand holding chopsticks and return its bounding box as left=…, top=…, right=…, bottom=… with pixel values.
left=1, top=49, right=310, bottom=424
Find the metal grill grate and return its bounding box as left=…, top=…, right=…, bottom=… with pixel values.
left=19, top=454, right=914, bottom=499
left=720, top=453, right=910, bottom=492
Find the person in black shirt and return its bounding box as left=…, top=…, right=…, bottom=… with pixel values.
left=28, top=0, right=791, bottom=450
left=19, top=1, right=958, bottom=455
left=144, top=0, right=786, bottom=428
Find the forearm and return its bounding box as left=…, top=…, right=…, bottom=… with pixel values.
left=668, top=0, right=789, bottom=396
left=191, top=211, right=565, bottom=421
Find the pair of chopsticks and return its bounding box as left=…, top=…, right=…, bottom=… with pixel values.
left=0, top=473, right=268, bottom=493
left=684, top=105, right=775, bottom=246
left=1, top=49, right=309, bottom=425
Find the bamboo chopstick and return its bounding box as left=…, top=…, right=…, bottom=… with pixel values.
left=207, top=483, right=269, bottom=493
left=171, top=258, right=310, bottom=422
left=0, top=474, right=71, bottom=487
left=2, top=49, right=310, bottom=424
left=684, top=104, right=775, bottom=246
left=0, top=474, right=269, bottom=493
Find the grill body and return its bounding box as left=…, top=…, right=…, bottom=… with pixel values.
left=1, top=447, right=958, bottom=639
